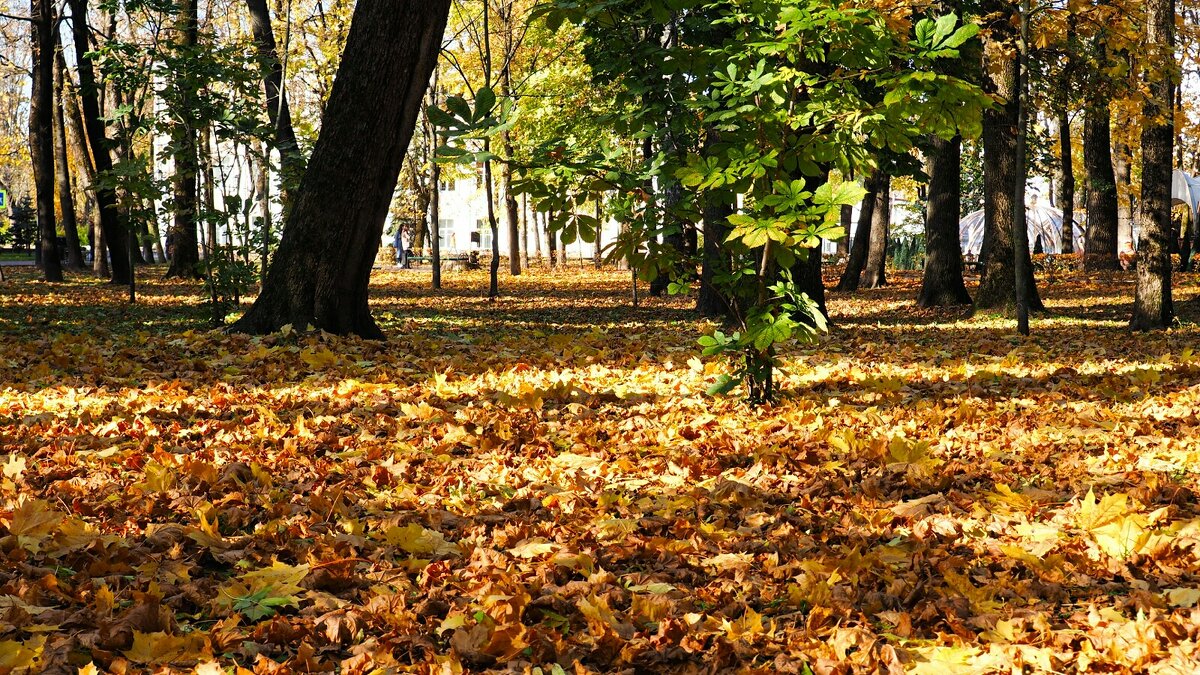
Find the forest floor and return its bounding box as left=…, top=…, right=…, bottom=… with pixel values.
left=3, top=264, right=1200, bottom=673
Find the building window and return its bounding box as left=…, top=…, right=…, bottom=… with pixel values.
left=439, top=179, right=455, bottom=192
left=438, top=219, right=454, bottom=250
left=476, top=219, right=492, bottom=251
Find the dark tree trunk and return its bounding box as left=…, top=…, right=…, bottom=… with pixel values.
left=166, top=0, right=201, bottom=278
left=31, top=0, right=62, bottom=282
left=795, top=244, right=828, bottom=318
left=68, top=0, right=130, bottom=284
left=862, top=173, right=891, bottom=289
left=232, top=0, right=451, bottom=336
left=650, top=179, right=686, bottom=296
left=918, top=135, right=972, bottom=306
left=975, top=39, right=1042, bottom=311
left=837, top=172, right=880, bottom=291
left=1083, top=103, right=1120, bottom=270
left=697, top=197, right=733, bottom=319
left=837, top=205, right=852, bottom=255
left=53, top=47, right=85, bottom=270
left=1058, top=105, right=1075, bottom=254
left=1131, top=0, right=1174, bottom=329
left=246, top=0, right=305, bottom=205
left=501, top=70, right=520, bottom=276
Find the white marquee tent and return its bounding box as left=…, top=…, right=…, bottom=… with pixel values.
left=959, top=193, right=1084, bottom=257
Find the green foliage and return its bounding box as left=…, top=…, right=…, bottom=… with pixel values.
left=0, top=197, right=37, bottom=251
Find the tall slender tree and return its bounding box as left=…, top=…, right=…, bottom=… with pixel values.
left=837, top=172, right=880, bottom=292
left=53, top=46, right=85, bottom=269
left=30, top=0, right=62, bottom=282
left=232, top=0, right=452, bottom=336
left=245, top=0, right=305, bottom=205
left=165, top=0, right=201, bottom=277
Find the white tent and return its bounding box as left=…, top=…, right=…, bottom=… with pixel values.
left=960, top=194, right=1084, bottom=257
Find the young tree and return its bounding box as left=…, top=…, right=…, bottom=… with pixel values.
left=53, top=46, right=85, bottom=269
left=232, top=0, right=451, bottom=336
left=837, top=172, right=881, bottom=292
left=245, top=0, right=305, bottom=205
left=1130, top=0, right=1175, bottom=330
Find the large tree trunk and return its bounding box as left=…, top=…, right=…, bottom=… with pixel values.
left=837, top=172, right=880, bottom=291
left=1114, top=141, right=1135, bottom=259
left=245, top=0, right=305, bottom=206
left=1058, top=105, right=1075, bottom=254
left=68, top=0, right=131, bottom=284
left=861, top=173, right=891, bottom=289
left=1083, top=103, right=1120, bottom=270
left=918, top=135, right=972, bottom=306
left=232, top=0, right=451, bottom=336
left=974, top=39, right=1042, bottom=311
left=31, top=0, right=62, bottom=282
left=1131, top=0, right=1174, bottom=329
left=166, top=0, right=201, bottom=278
left=53, top=46, right=85, bottom=270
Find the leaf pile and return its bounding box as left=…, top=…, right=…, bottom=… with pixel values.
left=2, top=267, right=1200, bottom=673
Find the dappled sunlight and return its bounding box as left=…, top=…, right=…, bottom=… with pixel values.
left=2, top=267, right=1200, bottom=671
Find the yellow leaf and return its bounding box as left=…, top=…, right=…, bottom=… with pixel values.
left=9, top=498, right=64, bottom=553
left=383, top=523, right=458, bottom=556
left=2, top=454, right=26, bottom=480
left=507, top=539, right=559, bottom=558
left=1164, top=588, right=1200, bottom=608
left=0, top=635, right=44, bottom=669
left=299, top=347, right=338, bottom=369
left=123, top=631, right=209, bottom=664
left=1077, top=489, right=1130, bottom=531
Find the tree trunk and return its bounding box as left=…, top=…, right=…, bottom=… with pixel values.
left=698, top=197, right=732, bottom=319
left=245, top=0, right=305, bottom=206
left=485, top=151, right=500, bottom=298
left=1083, top=103, right=1120, bottom=270
left=257, top=139, right=271, bottom=278
left=166, top=0, right=201, bottom=278
left=837, top=172, right=880, bottom=291
left=1058, top=105, right=1075, bottom=254
left=1131, top=0, right=1174, bottom=329
left=975, top=40, right=1042, bottom=311
left=918, top=135, right=972, bottom=306
left=232, top=0, right=450, bottom=336
left=521, top=192, right=530, bottom=269
left=1114, top=141, right=1135, bottom=259
left=837, top=205, right=852, bottom=255
left=862, top=173, right=891, bottom=289
left=62, top=56, right=108, bottom=276
left=31, top=0, right=62, bottom=282
left=500, top=111, right=520, bottom=275
left=593, top=200, right=603, bottom=269
left=53, top=46, right=85, bottom=270
left=74, top=0, right=135, bottom=289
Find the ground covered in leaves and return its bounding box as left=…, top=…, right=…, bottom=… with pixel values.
left=3, top=264, right=1200, bottom=674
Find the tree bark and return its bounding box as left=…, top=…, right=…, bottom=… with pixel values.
left=697, top=197, right=732, bottom=319
left=918, top=135, right=972, bottom=306
left=166, top=0, right=201, bottom=278
left=1058, top=105, right=1075, bottom=254
left=1131, top=0, right=1174, bottom=329
left=68, top=0, right=130, bottom=284
left=61, top=54, right=107, bottom=275
left=862, top=173, right=891, bottom=289
left=232, top=0, right=451, bottom=336
left=31, top=0, right=62, bottom=282
left=1114, top=141, right=1135, bottom=258
left=974, top=39, right=1042, bottom=311
left=53, top=46, right=85, bottom=269
left=245, top=0, right=305, bottom=206
left=837, top=172, right=880, bottom=292
left=837, top=205, right=852, bottom=255
left=1083, top=103, right=1120, bottom=270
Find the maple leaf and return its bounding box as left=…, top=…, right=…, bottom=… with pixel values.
left=7, top=498, right=64, bottom=553
left=216, top=562, right=310, bottom=620
left=0, top=636, right=44, bottom=670
left=124, top=630, right=210, bottom=664
left=382, top=523, right=459, bottom=556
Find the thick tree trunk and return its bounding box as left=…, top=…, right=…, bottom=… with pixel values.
left=245, top=0, right=305, bottom=205
left=31, top=0, right=62, bottom=282
left=1131, top=0, right=1174, bottom=329
left=53, top=47, right=85, bottom=269
left=837, top=172, right=880, bottom=292
left=166, top=0, right=201, bottom=278
left=862, top=173, right=891, bottom=289
left=68, top=0, right=130, bottom=284
left=975, top=41, right=1042, bottom=311
left=232, top=0, right=451, bottom=336
left=1058, top=106, right=1075, bottom=254
left=918, top=135, right=972, bottom=306
left=1083, top=103, right=1120, bottom=270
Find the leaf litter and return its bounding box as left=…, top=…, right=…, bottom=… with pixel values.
left=1, top=266, right=1200, bottom=673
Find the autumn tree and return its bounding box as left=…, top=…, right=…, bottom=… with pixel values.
left=30, top=0, right=62, bottom=282
left=232, top=0, right=451, bottom=336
